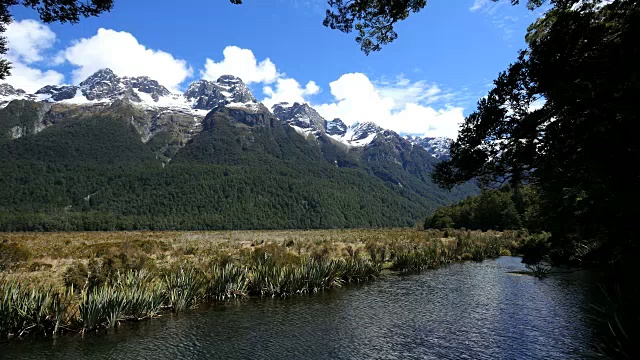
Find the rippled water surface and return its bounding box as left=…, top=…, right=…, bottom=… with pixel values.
left=1, top=257, right=599, bottom=359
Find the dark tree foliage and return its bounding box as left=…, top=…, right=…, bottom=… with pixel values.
left=321, top=0, right=562, bottom=54
left=322, top=0, right=427, bottom=55
left=433, top=0, right=640, bottom=264
left=0, top=0, right=113, bottom=79
left=228, top=0, right=563, bottom=54
left=425, top=185, right=542, bottom=232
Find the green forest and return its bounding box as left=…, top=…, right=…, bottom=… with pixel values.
left=0, top=101, right=475, bottom=231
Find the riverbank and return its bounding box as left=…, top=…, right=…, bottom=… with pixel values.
left=1, top=229, right=539, bottom=338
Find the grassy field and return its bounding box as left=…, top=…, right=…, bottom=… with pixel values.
left=0, top=228, right=540, bottom=338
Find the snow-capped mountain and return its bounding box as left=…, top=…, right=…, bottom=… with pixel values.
left=339, top=122, right=384, bottom=146
left=271, top=102, right=326, bottom=137
left=32, top=68, right=173, bottom=103
left=325, top=118, right=347, bottom=137
left=270, top=102, right=382, bottom=147
left=1, top=68, right=260, bottom=115
left=0, top=83, right=34, bottom=106
left=1, top=70, right=452, bottom=160
left=0, top=69, right=265, bottom=162
left=184, top=75, right=257, bottom=110
left=269, top=102, right=451, bottom=158
left=404, top=135, right=452, bottom=159
left=0, top=83, right=26, bottom=97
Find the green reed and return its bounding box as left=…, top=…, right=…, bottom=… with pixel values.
left=164, top=267, right=204, bottom=312
left=206, top=263, right=248, bottom=299
left=2, top=229, right=522, bottom=338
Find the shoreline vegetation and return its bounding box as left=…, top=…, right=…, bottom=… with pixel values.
left=1, top=229, right=542, bottom=339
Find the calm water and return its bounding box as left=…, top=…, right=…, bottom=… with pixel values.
left=1, top=257, right=600, bottom=359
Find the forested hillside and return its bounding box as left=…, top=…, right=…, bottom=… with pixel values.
left=0, top=98, right=475, bottom=231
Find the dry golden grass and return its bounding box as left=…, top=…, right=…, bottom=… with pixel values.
left=1, top=228, right=523, bottom=288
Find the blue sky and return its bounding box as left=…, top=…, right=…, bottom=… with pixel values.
left=5, top=0, right=546, bottom=138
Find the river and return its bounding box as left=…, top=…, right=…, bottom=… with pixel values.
left=0, top=257, right=600, bottom=359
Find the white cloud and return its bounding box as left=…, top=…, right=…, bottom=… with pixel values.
left=3, top=62, right=64, bottom=92
left=469, top=0, right=502, bottom=14
left=314, top=73, right=465, bottom=139
left=2, top=26, right=464, bottom=138
left=3, top=20, right=64, bottom=92
left=470, top=0, right=523, bottom=42
left=201, top=46, right=279, bottom=84
left=202, top=46, right=320, bottom=108
left=57, top=28, right=192, bottom=92
left=5, top=19, right=57, bottom=64
left=376, top=76, right=446, bottom=109
left=262, top=78, right=320, bottom=108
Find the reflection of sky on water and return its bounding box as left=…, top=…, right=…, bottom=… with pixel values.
left=1, top=257, right=597, bottom=360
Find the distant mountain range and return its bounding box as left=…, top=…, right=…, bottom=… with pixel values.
left=1, top=70, right=451, bottom=159
left=0, top=69, right=475, bottom=231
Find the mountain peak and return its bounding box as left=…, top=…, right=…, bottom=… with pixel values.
left=325, top=118, right=347, bottom=137
left=80, top=68, right=119, bottom=85
left=274, top=101, right=292, bottom=107
left=216, top=74, right=244, bottom=84
left=271, top=101, right=325, bottom=134
left=0, top=83, right=26, bottom=97
left=351, top=121, right=382, bottom=133
left=404, top=135, right=452, bottom=159
left=184, top=75, right=257, bottom=110
left=122, top=76, right=171, bottom=101
left=78, top=68, right=123, bottom=101
left=95, top=68, right=116, bottom=75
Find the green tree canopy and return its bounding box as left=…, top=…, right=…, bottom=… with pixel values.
left=433, top=0, right=639, bottom=264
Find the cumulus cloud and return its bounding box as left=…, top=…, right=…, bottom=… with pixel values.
left=201, top=46, right=279, bottom=84
left=57, top=28, right=192, bottom=92
left=262, top=78, right=320, bottom=108
left=3, top=62, right=64, bottom=93
left=201, top=46, right=320, bottom=108
left=314, top=73, right=465, bottom=139
left=3, top=20, right=64, bottom=92
left=5, top=19, right=56, bottom=63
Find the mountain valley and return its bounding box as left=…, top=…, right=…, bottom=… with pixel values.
left=0, top=69, right=476, bottom=230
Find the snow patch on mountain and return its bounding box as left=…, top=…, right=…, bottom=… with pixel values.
left=2, top=69, right=454, bottom=160
left=325, top=118, right=347, bottom=137
left=0, top=83, right=31, bottom=108
left=328, top=121, right=382, bottom=147
left=225, top=102, right=263, bottom=113
left=268, top=100, right=452, bottom=155
left=1, top=69, right=259, bottom=117
left=404, top=135, right=452, bottom=159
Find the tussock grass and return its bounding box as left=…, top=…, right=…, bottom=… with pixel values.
left=0, top=228, right=535, bottom=338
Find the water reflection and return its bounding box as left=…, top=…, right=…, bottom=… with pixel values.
left=1, top=257, right=598, bottom=359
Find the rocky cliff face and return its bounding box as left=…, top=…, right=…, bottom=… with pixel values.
left=325, top=118, right=347, bottom=137
left=0, top=69, right=265, bottom=163
left=268, top=102, right=452, bottom=158
left=68, top=68, right=172, bottom=102
left=184, top=75, right=257, bottom=110
left=0, top=83, right=26, bottom=97
left=1, top=69, right=453, bottom=161
left=404, top=135, right=452, bottom=159
left=35, top=85, right=78, bottom=101
left=271, top=102, right=326, bottom=132
left=0, top=83, right=33, bottom=107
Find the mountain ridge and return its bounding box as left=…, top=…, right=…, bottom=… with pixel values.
left=1, top=69, right=451, bottom=159
left=0, top=69, right=476, bottom=231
